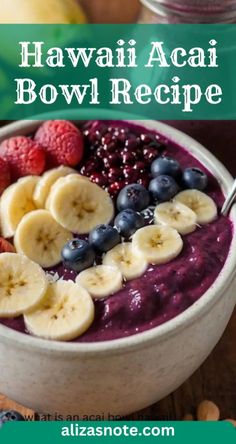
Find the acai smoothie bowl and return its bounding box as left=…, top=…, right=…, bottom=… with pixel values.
left=0, top=117, right=235, bottom=417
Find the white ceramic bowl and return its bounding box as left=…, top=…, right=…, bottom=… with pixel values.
left=0, top=119, right=235, bottom=417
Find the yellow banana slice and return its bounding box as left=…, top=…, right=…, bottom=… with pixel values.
left=132, top=225, right=183, bottom=265
left=14, top=209, right=73, bottom=268
left=0, top=176, right=39, bottom=238
left=103, top=243, right=148, bottom=280
left=154, top=201, right=197, bottom=235
left=76, top=265, right=123, bottom=299
left=174, top=190, right=218, bottom=224
left=0, top=253, right=48, bottom=317
left=24, top=280, right=94, bottom=341
left=46, top=175, right=114, bottom=234
left=33, top=166, right=77, bottom=208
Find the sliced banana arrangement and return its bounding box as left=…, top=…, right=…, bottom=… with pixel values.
left=14, top=210, right=73, bottom=268
left=0, top=157, right=221, bottom=343
left=174, top=190, right=217, bottom=224
left=46, top=175, right=114, bottom=234
left=103, top=243, right=148, bottom=280
left=0, top=253, right=48, bottom=317
left=132, top=225, right=183, bottom=265
left=76, top=265, right=123, bottom=299
left=154, top=201, right=197, bottom=235
left=0, top=176, right=39, bottom=238
left=24, top=280, right=94, bottom=341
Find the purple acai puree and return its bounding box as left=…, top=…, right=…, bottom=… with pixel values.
left=0, top=121, right=233, bottom=342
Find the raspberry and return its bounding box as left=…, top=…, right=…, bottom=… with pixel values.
left=0, top=237, right=15, bottom=254
left=35, top=120, right=84, bottom=167
left=0, top=157, right=11, bottom=195
left=0, top=136, right=45, bottom=180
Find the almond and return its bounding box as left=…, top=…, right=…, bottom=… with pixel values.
left=197, top=400, right=220, bottom=421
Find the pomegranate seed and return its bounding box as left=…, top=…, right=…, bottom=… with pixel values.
left=104, top=141, right=117, bottom=152
left=90, top=173, right=107, bottom=187
left=101, top=133, right=113, bottom=146
left=88, top=131, right=101, bottom=144
left=138, top=175, right=150, bottom=188
left=123, top=166, right=139, bottom=183
left=107, top=125, right=117, bottom=133
left=116, top=133, right=127, bottom=145
left=125, top=137, right=138, bottom=150
left=143, top=146, right=159, bottom=162
left=96, top=147, right=106, bottom=159
left=108, top=167, right=121, bottom=182
left=133, top=161, right=146, bottom=172
left=108, top=181, right=124, bottom=197
left=85, top=122, right=107, bottom=144
left=140, top=133, right=158, bottom=145
left=121, top=151, right=136, bottom=165
left=125, top=175, right=139, bottom=185
left=123, top=165, right=133, bottom=178
left=103, top=153, right=120, bottom=169
left=117, top=127, right=129, bottom=134
left=83, top=160, right=101, bottom=176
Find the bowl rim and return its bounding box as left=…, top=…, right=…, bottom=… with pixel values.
left=0, top=118, right=235, bottom=356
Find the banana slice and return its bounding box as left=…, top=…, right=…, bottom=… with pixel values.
left=103, top=243, right=148, bottom=280
left=76, top=265, right=123, bottom=299
left=0, top=253, right=48, bottom=317
left=174, top=190, right=218, bottom=224
left=44, top=173, right=89, bottom=210
left=33, top=166, right=77, bottom=208
left=132, top=225, right=183, bottom=265
left=154, top=201, right=197, bottom=235
left=14, top=210, right=73, bottom=268
left=0, top=176, right=39, bottom=238
left=24, top=280, right=94, bottom=341
left=46, top=175, right=114, bottom=234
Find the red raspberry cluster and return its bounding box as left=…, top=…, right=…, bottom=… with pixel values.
left=0, top=120, right=84, bottom=194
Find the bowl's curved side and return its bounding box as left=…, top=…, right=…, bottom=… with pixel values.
left=1, top=275, right=235, bottom=416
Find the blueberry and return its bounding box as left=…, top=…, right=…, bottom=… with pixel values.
left=148, top=175, right=179, bottom=202
left=89, top=224, right=120, bottom=253
left=151, top=156, right=180, bottom=178
left=0, top=410, right=25, bottom=423
left=182, top=167, right=208, bottom=191
left=117, top=184, right=150, bottom=212
left=61, top=239, right=95, bottom=272
left=114, top=209, right=145, bottom=239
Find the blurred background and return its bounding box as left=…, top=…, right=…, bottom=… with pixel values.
left=80, top=0, right=141, bottom=23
